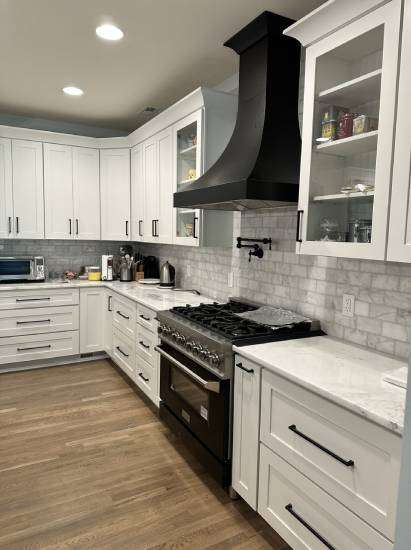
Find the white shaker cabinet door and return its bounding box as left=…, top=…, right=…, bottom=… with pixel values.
left=12, top=140, right=44, bottom=239
left=44, top=143, right=74, bottom=239
left=157, top=127, right=173, bottom=244
left=232, top=357, right=261, bottom=511
left=73, top=147, right=100, bottom=240
left=387, top=0, right=411, bottom=262
left=0, top=138, right=13, bottom=239
left=131, top=143, right=145, bottom=241
left=79, top=288, right=104, bottom=354
left=100, top=149, right=130, bottom=241
left=142, top=138, right=158, bottom=243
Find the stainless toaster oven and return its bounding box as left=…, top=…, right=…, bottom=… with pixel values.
left=0, top=256, right=45, bottom=282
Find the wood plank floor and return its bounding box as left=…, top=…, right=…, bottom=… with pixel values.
left=0, top=360, right=290, bottom=550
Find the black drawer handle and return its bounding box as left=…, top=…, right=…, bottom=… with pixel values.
left=16, top=297, right=50, bottom=302
left=16, top=319, right=51, bottom=325
left=236, top=362, right=254, bottom=374
left=116, top=310, right=130, bottom=320
left=139, top=340, right=150, bottom=350
left=17, top=344, right=51, bottom=352
left=139, top=314, right=150, bottom=322
left=116, top=346, right=129, bottom=358
left=138, top=372, right=149, bottom=383
left=285, top=504, right=335, bottom=550
left=288, top=424, right=354, bottom=467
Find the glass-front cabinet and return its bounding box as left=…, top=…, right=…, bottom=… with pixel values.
left=296, top=0, right=401, bottom=259
left=173, top=110, right=202, bottom=246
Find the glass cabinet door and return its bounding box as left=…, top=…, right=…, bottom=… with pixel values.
left=297, top=1, right=401, bottom=259
left=173, top=110, right=202, bottom=246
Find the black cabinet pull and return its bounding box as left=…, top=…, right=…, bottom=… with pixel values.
left=125, top=220, right=129, bottom=237
left=139, top=314, right=150, bottom=322
left=17, top=344, right=51, bottom=352
left=116, top=310, right=130, bottom=320
left=108, top=295, right=112, bottom=312
left=16, top=297, right=50, bottom=302
left=16, top=216, right=20, bottom=234
left=8, top=216, right=12, bottom=234
left=285, top=504, right=335, bottom=549
left=138, top=372, right=149, bottom=383
left=296, top=210, right=303, bottom=243
left=288, top=424, right=354, bottom=467
left=236, top=362, right=254, bottom=374
left=151, top=219, right=155, bottom=237
left=138, top=220, right=143, bottom=237
left=16, top=319, right=51, bottom=325
left=193, top=216, right=198, bottom=239
left=76, top=219, right=79, bottom=236
left=116, top=346, right=129, bottom=358
left=69, top=218, right=72, bottom=235
left=155, top=219, right=159, bottom=237
left=139, top=340, right=150, bottom=350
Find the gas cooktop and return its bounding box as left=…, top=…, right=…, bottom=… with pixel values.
left=170, top=300, right=313, bottom=345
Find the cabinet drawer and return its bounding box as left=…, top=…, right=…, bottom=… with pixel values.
left=112, top=328, right=135, bottom=380
left=135, top=357, right=156, bottom=400
left=260, top=369, right=401, bottom=540
left=136, top=303, right=157, bottom=332
left=0, top=331, right=79, bottom=365
left=0, top=305, right=79, bottom=338
left=136, top=324, right=157, bottom=365
left=112, top=295, right=136, bottom=339
left=258, top=444, right=392, bottom=550
left=0, top=288, right=79, bottom=310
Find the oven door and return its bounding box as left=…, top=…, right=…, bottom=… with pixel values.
left=0, top=257, right=34, bottom=281
left=157, top=342, right=230, bottom=462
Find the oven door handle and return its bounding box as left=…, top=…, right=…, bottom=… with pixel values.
left=155, top=346, right=220, bottom=394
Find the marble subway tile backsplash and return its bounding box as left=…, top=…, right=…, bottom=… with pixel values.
left=1, top=206, right=410, bottom=360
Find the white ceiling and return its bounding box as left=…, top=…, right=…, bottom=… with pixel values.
left=0, top=0, right=326, bottom=133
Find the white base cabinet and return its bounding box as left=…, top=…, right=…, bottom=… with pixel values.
left=233, top=353, right=400, bottom=549
left=232, top=357, right=261, bottom=510
left=79, top=288, right=105, bottom=354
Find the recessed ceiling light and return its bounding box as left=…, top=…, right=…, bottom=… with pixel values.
left=96, top=24, right=124, bottom=41
left=62, top=86, right=84, bottom=96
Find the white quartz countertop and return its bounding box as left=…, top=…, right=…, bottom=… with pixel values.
left=233, top=335, right=407, bottom=435
left=0, top=280, right=214, bottom=311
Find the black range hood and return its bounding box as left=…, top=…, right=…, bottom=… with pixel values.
left=173, top=11, right=301, bottom=211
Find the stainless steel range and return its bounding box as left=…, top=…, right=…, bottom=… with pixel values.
left=156, top=299, right=322, bottom=488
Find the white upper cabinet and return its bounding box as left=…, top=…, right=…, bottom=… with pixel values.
left=11, top=140, right=44, bottom=239
left=100, top=148, right=130, bottom=241
left=72, top=147, right=100, bottom=240
left=44, top=143, right=74, bottom=239
left=131, top=143, right=145, bottom=241
left=387, top=0, right=411, bottom=262
left=0, top=138, right=13, bottom=239
left=293, top=0, right=401, bottom=260
left=44, top=144, right=100, bottom=240
left=156, top=127, right=173, bottom=243
left=142, top=137, right=158, bottom=243
left=173, top=110, right=202, bottom=246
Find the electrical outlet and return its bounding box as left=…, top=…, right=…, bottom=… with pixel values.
left=186, top=264, right=191, bottom=277
left=342, top=294, right=355, bottom=317
left=227, top=271, right=234, bottom=288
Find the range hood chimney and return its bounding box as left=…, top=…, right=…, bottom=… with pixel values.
left=173, top=11, right=301, bottom=211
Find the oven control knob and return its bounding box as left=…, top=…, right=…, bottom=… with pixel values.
left=210, top=352, right=222, bottom=366
left=162, top=325, right=171, bottom=336
left=179, top=335, right=187, bottom=345
left=199, top=347, right=209, bottom=359
left=192, top=343, right=201, bottom=355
